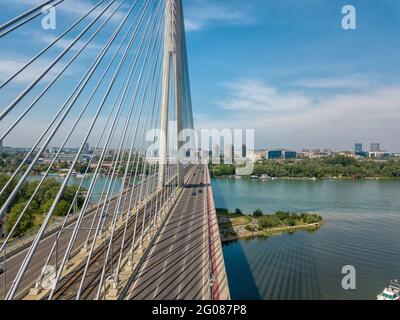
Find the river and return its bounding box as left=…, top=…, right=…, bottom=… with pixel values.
left=212, top=178, right=400, bottom=300
left=27, top=175, right=124, bottom=203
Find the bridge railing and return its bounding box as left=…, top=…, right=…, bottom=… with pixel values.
left=205, top=166, right=231, bottom=300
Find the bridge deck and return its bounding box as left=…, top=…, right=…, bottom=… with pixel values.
left=126, top=165, right=229, bottom=300
left=0, top=176, right=162, bottom=299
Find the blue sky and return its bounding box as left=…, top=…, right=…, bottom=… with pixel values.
left=1, top=0, right=400, bottom=151
left=184, top=0, right=400, bottom=151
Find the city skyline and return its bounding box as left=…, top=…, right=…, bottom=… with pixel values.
left=1, top=140, right=398, bottom=154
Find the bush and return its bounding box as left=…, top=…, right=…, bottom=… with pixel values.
left=253, top=209, right=264, bottom=217
left=258, top=215, right=280, bottom=228
left=303, top=214, right=322, bottom=224
left=245, top=225, right=255, bottom=232
left=275, top=211, right=290, bottom=221
left=235, top=208, right=243, bottom=215
left=284, top=218, right=296, bottom=227
left=291, top=213, right=299, bottom=219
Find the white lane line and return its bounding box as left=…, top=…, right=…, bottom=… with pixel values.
left=153, top=168, right=198, bottom=298
left=176, top=169, right=202, bottom=299
left=127, top=166, right=197, bottom=299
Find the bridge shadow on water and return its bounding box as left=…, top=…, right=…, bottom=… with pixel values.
left=220, top=218, right=262, bottom=300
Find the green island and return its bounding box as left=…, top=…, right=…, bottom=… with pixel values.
left=210, top=155, right=400, bottom=179
left=217, top=208, right=323, bottom=242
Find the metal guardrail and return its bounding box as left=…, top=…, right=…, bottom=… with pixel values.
left=205, top=168, right=218, bottom=300
left=205, top=165, right=231, bottom=300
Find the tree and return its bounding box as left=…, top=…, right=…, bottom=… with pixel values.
left=275, top=211, right=290, bottom=221
left=284, top=218, right=296, bottom=227
left=59, top=161, right=68, bottom=169
left=6, top=201, right=37, bottom=236
left=54, top=200, right=70, bottom=217
left=304, top=214, right=322, bottom=224
left=258, top=215, right=280, bottom=228
left=235, top=208, right=243, bottom=215
left=253, top=209, right=263, bottom=217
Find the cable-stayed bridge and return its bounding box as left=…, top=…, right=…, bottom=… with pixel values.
left=0, top=0, right=229, bottom=300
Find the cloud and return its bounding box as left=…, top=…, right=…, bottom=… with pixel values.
left=184, top=0, right=256, bottom=31
left=196, top=78, right=400, bottom=151
left=0, top=57, right=69, bottom=84
left=218, top=79, right=312, bottom=112
left=294, top=75, right=376, bottom=90
left=38, top=34, right=103, bottom=52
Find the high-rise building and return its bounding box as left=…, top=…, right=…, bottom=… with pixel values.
left=212, top=144, right=220, bottom=157
left=223, top=144, right=234, bottom=163
left=355, top=143, right=363, bottom=153
left=370, top=143, right=380, bottom=152
left=83, top=142, right=90, bottom=154
left=242, top=144, right=247, bottom=158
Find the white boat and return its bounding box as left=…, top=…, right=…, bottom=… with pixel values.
left=377, top=280, right=400, bottom=300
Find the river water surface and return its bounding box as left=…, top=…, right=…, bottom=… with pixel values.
left=212, top=178, right=400, bottom=300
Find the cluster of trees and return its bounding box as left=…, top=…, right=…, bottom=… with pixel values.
left=216, top=207, right=322, bottom=233
left=209, top=164, right=236, bottom=177
left=0, top=174, right=84, bottom=236
left=253, top=209, right=322, bottom=229
left=210, top=156, right=400, bottom=179
left=0, top=153, right=27, bottom=174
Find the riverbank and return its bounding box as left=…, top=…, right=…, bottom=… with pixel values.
left=217, top=209, right=322, bottom=242
left=214, top=175, right=400, bottom=181
left=210, top=156, right=400, bottom=180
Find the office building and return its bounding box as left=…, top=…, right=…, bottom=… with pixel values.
left=283, top=150, right=297, bottom=159
left=355, top=143, right=363, bottom=153
left=370, top=143, right=380, bottom=152
left=83, top=142, right=90, bottom=154
left=242, top=144, right=247, bottom=158
left=267, top=150, right=283, bottom=160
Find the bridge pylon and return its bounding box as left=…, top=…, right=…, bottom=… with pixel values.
left=159, top=0, right=185, bottom=188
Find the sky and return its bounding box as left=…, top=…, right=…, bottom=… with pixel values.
left=0, top=0, right=400, bottom=152
left=183, top=0, right=400, bottom=152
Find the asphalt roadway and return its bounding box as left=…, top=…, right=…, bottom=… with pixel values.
left=126, top=165, right=210, bottom=300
